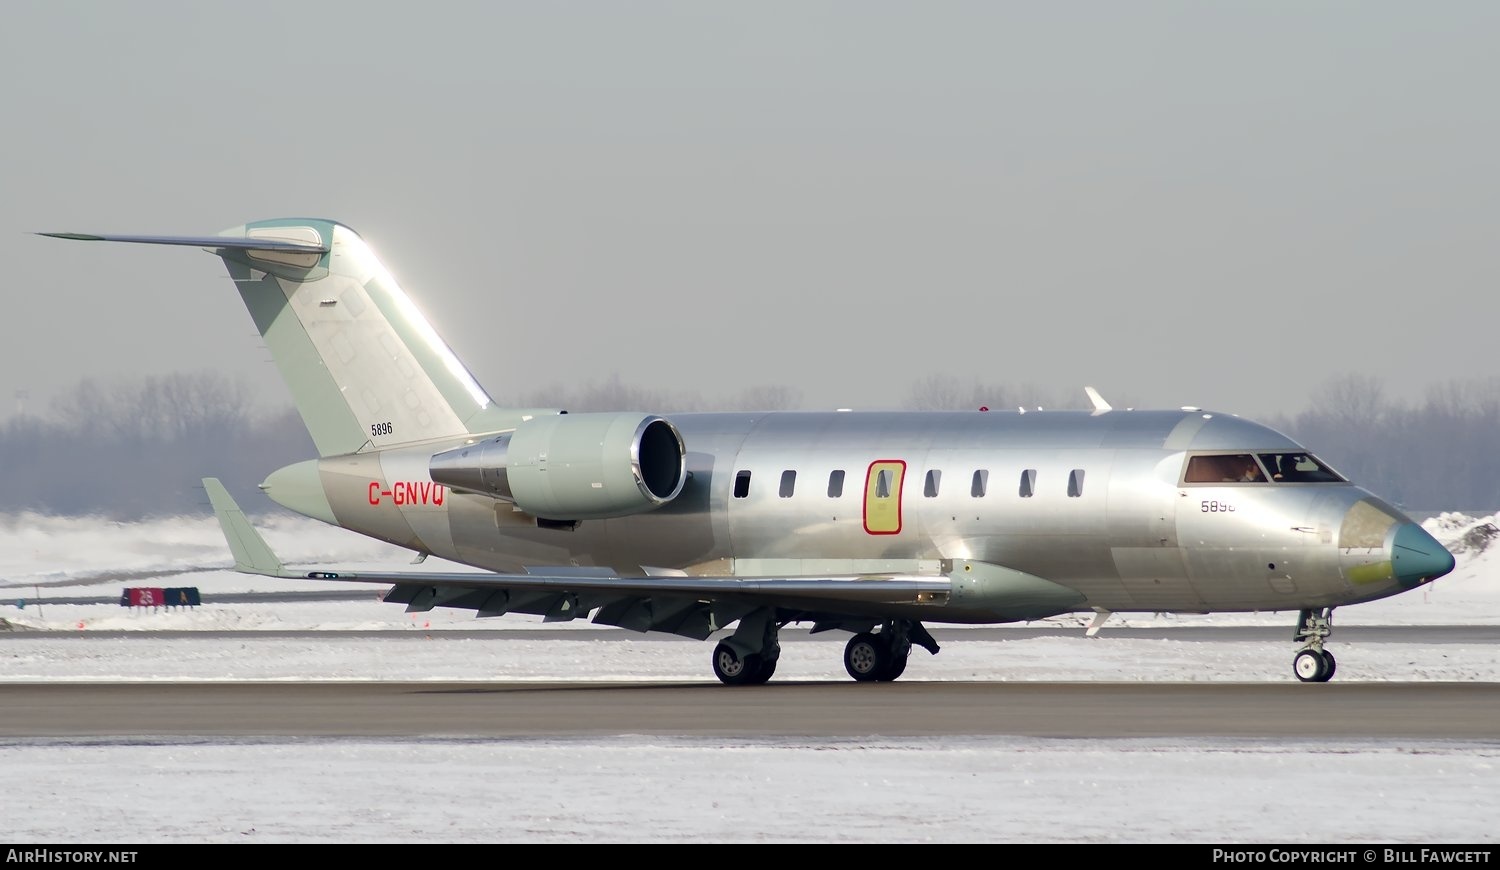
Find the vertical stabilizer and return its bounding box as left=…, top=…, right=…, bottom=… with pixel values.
left=219, top=219, right=493, bottom=456
left=40, top=219, right=534, bottom=457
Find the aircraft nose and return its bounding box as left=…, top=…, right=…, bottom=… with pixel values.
left=1391, top=523, right=1456, bottom=587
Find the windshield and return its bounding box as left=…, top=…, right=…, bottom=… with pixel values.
left=1182, top=452, right=1346, bottom=485
left=1258, top=452, right=1345, bottom=483
left=1183, top=454, right=1268, bottom=483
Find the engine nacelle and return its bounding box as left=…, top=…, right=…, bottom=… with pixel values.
left=428, top=412, right=686, bottom=520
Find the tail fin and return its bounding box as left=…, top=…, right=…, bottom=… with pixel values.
left=43, top=219, right=501, bottom=456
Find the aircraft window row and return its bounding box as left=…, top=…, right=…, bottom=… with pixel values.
left=1182, top=453, right=1345, bottom=485
left=736, top=456, right=1341, bottom=500
left=733, top=465, right=1086, bottom=499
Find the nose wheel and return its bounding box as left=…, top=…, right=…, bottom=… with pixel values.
left=1294, top=648, right=1336, bottom=682
left=1292, top=608, right=1337, bottom=683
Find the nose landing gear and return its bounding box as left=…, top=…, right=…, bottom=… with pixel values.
left=1292, top=608, right=1337, bottom=683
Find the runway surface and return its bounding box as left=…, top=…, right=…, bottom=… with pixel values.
left=5, top=681, right=1498, bottom=739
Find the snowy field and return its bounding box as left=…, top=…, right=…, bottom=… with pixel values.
left=1, top=510, right=1497, bottom=843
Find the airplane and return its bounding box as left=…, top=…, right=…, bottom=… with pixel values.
left=41, top=219, right=1456, bottom=684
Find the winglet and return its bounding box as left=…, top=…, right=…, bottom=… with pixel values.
left=202, top=478, right=285, bottom=576
left=1084, top=386, right=1112, bottom=413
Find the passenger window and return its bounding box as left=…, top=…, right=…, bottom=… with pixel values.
left=924, top=470, right=941, bottom=498
left=876, top=469, right=892, bottom=499
left=1019, top=469, right=1036, bottom=498
left=971, top=469, right=988, bottom=498
left=1068, top=469, right=1085, bottom=497
left=828, top=469, right=846, bottom=498
left=779, top=470, right=796, bottom=498
left=734, top=470, right=752, bottom=498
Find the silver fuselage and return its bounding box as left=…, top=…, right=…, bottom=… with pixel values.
left=281, top=408, right=1428, bottom=623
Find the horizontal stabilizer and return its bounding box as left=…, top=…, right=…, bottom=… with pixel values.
left=37, top=232, right=329, bottom=253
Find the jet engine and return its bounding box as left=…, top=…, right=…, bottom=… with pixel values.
left=428, top=413, right=686, bottom=520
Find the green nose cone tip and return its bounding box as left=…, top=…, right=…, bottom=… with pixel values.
left=1391, top=523, right=1456, bottom=587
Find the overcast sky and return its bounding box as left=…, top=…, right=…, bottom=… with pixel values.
left=3, top=2, right=1496, bottom=422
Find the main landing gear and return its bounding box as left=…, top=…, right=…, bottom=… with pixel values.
left=710, top=616, right=940, bottom=685
left=711, top=609, right=781, bottom=686
left=712, top=640, right=777, bottom=685
left=1292, top=607, right=1337, bottom=683
left=843, top=620, right=939, bottom=683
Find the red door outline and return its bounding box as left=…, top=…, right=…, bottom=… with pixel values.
left=863, top=459, right=906, bottom=535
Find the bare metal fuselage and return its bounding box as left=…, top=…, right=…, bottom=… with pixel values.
left=283, top=407, right=1423, bottom=623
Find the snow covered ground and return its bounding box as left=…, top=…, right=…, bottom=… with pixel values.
left=1, top=511, right=1497, bottom=843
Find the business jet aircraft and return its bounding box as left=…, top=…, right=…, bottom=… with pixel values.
left=42, top=219, right=1456, bottom=684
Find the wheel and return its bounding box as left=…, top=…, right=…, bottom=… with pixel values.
left=1293, top=649, right=1328, bottom=683
left=748, top=656, right=777, bottom=685
left=712, top=642, right=763, bottom=686
left=883, top=650, right=909, bottom=682
left=1320, top=649, right=1337, bottom=681
left=844, top=633, right=889, bottom=682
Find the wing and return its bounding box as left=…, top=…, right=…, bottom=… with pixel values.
left=203, top=479, right=954, bottom=640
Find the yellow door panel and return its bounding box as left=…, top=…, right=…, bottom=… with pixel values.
left=863, top=460, right=906, bottom=535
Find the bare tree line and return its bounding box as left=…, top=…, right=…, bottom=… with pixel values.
left=1, top=373, right=312, bottom=518
left=1, top=371, right=1494, bottom=518
left=503, top=374, right=805, bottom=413
left=1267, top=373, right=1500, bottom=512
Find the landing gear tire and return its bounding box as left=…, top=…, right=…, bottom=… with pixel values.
left=1292, top=608, right=1337, bottom=683
left=844, top=633, right=890, bottom=682
left=748, top=656, right=777, bottom=685
left=884, top=650, right=909, bottom=682
left=1294, top=649, right=1331, bottom=683
left=713, top=642, right=764, bottom=686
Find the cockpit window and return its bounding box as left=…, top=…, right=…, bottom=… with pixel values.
left=1258, top=453, right=1345, bottom=483
left=1184, top=454, right=1267, bottom=484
